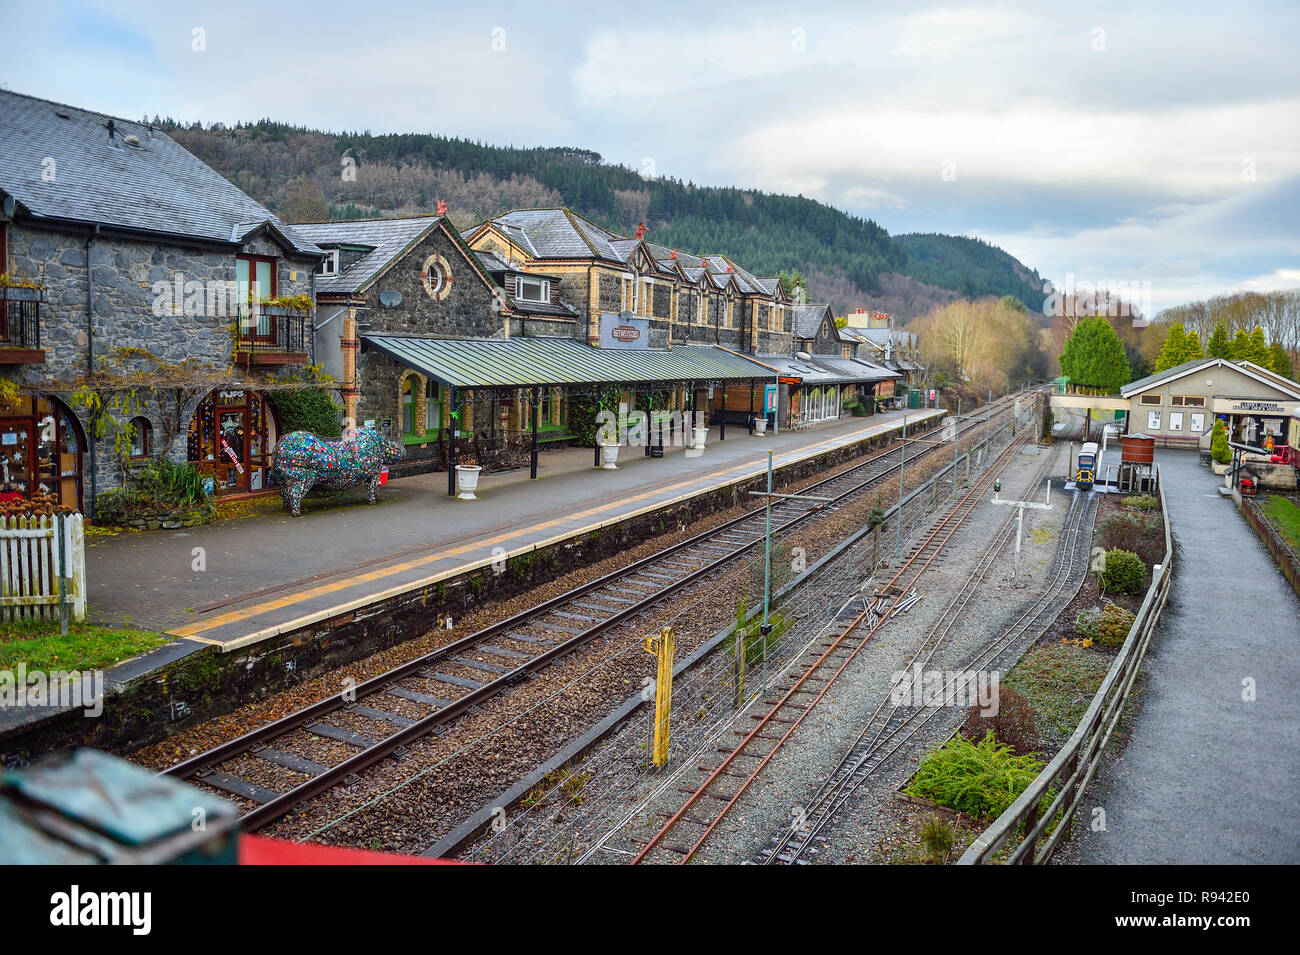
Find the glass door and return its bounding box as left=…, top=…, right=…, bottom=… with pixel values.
left=216, top=407, right=249, bottom=492
left=0, top=419, right=34, bottom=501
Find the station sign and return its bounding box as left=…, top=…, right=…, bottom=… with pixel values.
left=599, top=312, right=649, bottom=350
left=1227, top=399, right=1285, bottom=413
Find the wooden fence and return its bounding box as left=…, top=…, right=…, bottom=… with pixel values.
left=958, top=477, right=1174, bottom=864
left=0, top=514, right=86, bottom=624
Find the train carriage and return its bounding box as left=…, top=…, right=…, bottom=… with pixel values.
left=1076, top=441, right=1099, bottom=489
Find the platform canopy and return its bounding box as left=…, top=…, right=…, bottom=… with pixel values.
left=362, top=335, right=777, bottom=390
left=757, top=353, right=899, bottom=386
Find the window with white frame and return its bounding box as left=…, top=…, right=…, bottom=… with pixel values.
left=319, top=249, right=340, bottom=275
left=517, top=276, right=548, bottom=303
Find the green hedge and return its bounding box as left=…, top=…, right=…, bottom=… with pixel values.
left=269, top=387, right=342, bottom=438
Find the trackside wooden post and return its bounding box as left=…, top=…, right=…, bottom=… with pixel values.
left=645, top=627, right=675, bottom=767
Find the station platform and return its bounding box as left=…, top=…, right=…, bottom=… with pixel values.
left=87, top=409, right=943, bottom=653
left=1065, top=449, right=1300, bottom=863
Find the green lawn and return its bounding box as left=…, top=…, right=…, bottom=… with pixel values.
left=1261, top=495, right=1300, bottom=551
left=0, top=620, right=167, bottom=671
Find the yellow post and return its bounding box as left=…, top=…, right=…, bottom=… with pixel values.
left=644, top=626, right=675, bottom=767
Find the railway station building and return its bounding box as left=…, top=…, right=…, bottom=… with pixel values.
left=1119, top=357, right=1300, bottom=457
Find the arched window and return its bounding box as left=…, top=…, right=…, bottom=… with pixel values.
left=129, top=416, right=152, bottom=458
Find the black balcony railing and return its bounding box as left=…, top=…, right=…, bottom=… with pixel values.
left=0, top=298, right=41, bottom=349
left=235, top=307, right=307, bottom=356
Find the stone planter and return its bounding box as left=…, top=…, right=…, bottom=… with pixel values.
left=599, top=443, right=620, bottom=470
left=1212, top=461, right=1229, bottom=475
left=0, top=285, right=44, bottom=303
left=753, top=417, right=768, bottom=436
left=693, top=427, right=708, bottom=450
left=455, top=465, right=482, bottom=500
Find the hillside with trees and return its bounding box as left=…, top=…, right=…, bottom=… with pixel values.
left=158, top=119, right=1045, bottom=318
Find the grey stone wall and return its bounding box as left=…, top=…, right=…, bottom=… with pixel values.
left=598, top=273, right=621, bottom=312
left=4, top=220, right=317, bottom=513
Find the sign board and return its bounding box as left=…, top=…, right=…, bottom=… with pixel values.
left=1228, top=400, right=1285, bottom=413
left=778, top=376, right=801, bottom=386
left=376, top=418, right=393, bottom=438
left=928, top=389, right=937, bottom=402
left=763, top=384, right=778, bottom=414
left=598, top=312, right=649, bottom=350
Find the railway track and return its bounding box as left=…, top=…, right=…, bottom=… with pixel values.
left=162, top=397, right=1027, bottom=833
left=628, top=428, right=1031, bottom=864
left=757, top=446, right=1095, bottom=864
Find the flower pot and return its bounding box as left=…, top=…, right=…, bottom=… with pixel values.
left=599, top=443, right=620, bottom=470
left=753, top=417, right=768, bottom=436
left=693, top=427, right=708, bottom=450
left=1211, top=461, right=1229, bottom=475
left=455, top=464, right=482, bottom=500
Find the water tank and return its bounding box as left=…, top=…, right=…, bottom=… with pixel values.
left=1122, top=433, right=1155, bottom=464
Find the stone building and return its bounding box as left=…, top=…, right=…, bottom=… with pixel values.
left=0, top=89, right=323, bottom=512
left=296, top=214, right=584, bottom=473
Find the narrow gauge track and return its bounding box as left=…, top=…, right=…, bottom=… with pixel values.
left=162, top=399, right=1022, bottom=833
left=758, top=448, right=1092, bottom=864
left=629, top=429, right=1030, bottom=864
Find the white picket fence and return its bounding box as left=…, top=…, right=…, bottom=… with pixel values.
left=0, top=514, right=86, bottom=623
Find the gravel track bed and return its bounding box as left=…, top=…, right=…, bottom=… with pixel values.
left=461, top=429, right=1039, bottom=864
left=133, top=417, right=1010, bottom=853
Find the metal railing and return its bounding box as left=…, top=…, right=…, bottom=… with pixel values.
left=1, top=297, right=41, bottom=349
left=235, top=307, right=307, bottom=355
left=958, top=475, right=1174, bottom=864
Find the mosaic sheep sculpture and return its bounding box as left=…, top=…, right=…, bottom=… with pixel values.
left=271, top=428, right=405, bottom=517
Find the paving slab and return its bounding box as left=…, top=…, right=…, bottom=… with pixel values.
left=86, top=410, right=943, bottom=652
left=1065, top=449, right=1300, bottom=864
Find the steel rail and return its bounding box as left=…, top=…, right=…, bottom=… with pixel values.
left=165, top=403, right=1021, bottom=831
left=629, top=428, right=1030, bottom=864
left=765, top=463, right=1094, bottom=863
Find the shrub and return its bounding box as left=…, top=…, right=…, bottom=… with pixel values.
left=1099, top=547, right=1145, bottom=595
left=1097, top=511, right=1164, bottom=567
left=1210, top=419, right=1231, bottom=465
left=268, top=387, right=342, bottom=438
left=961, top=686, right=1041, bottom=756
left=94, top=459, right=216, bottom=527
left=1075, top=608, right=1100, bottom=641
left=1121, top=494, right=1158, bottom=511
left=906, top=732, right=1049, bottom=821
left=1094, top=601, right=1136, bottom=648
left=918, top=816, right=956, bottom=863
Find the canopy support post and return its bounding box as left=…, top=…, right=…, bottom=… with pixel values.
left=447, top=385, right=457, bottom=497
left=530, top=387, right=539, bottom=480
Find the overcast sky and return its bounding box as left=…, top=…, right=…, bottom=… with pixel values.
left=4, top=0, right=1297, bottom=314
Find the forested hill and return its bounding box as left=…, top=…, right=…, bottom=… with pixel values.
left=163, top=119, right=1045, bottom=318
left=895, top=233, right=1047, bottom=309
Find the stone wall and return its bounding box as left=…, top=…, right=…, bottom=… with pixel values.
left=4, top=221, right=317, bottom=513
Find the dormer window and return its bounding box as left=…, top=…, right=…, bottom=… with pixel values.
left=319, top=249, right=340, bottom=276
left=517, top=276, right=549, bottom=303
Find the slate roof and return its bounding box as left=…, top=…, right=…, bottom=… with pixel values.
left=0, top=89, right=319, bottom=255
left=489, top=209, right=625, bottom=262
left=1120, top=357, right=1300, bottom=399
left=295, top=216, right=441, bottom=294
left=792, top=304, right=832, bottom=339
